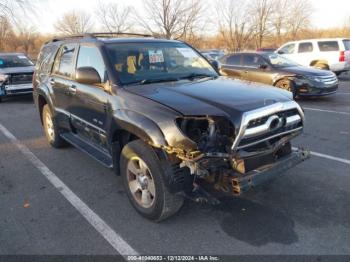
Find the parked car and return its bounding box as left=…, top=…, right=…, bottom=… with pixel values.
left=201, top=49, right=225, bottom=61
left=220, top=52, right=338, bottom=98
left=0, top=53, right=35, bottom=102
left=33, top=33, right=309, bottom=221
left=276, top=38, right=350, bottom=76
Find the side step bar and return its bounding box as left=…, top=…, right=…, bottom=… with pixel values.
left=60, top=133, right=113, bottom=169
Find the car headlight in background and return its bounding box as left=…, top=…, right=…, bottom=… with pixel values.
left=0, top=74, right=9, bottom=84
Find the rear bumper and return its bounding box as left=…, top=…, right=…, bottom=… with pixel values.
left=231, top=148, right=310, bottom=194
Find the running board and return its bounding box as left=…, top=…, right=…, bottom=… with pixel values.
left=60, top=133, right=113, bottom=169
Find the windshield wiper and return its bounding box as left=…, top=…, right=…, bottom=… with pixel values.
left=179, top=73, right=216, bottom=80
left=125, top=77, right=179, bottom=86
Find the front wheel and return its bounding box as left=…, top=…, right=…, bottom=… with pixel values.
left=120, top=140, right=184, bottom=222
left=275, top=79, right=296, bottom=99
left=42, top=104, right=68, bottom=148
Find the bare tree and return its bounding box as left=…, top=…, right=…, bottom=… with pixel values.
left=271, top=0, right=289, bottom=46
left=13, top=23, right=38, bottom=55
left=217, top=0, right=253, bottom=51
left=0, top=15, right=12, bottom=49
left=96, top=2, right=133, bottom=33
left=249, top=0, right=274, bottom=49
left=286, top=0, right=312, bottom=39
left=139, top=0, right=204, bottom=40
left=54, top=11, right=94, bottom=35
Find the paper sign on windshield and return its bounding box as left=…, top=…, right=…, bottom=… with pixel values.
left=177, top=48, right=197, bottom=58
left=149, top=50, right=164, bottom=63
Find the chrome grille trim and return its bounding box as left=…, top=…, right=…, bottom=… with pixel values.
left=231, top=101, right=304, bottom=151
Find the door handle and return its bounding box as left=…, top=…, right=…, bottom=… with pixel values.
left=50, top=79, right=55, bottom=85
left=69, top=85, right=77, bottom=95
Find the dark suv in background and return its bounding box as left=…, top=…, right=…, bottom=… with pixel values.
left=33, top=33, right=309, bottom=221
left=0, top=52, right=35, bottom=102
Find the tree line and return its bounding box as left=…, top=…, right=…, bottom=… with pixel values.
left=1, top=0, right=350, bottom=58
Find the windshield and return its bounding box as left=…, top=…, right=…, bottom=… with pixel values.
left=0, top=54, right=34, bottom=68
left=106, top=42, right=218, bottom=85
left=262, top=53, right=299, bottom=67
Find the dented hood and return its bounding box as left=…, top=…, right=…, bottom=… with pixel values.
left=125, top=77, right=292, bottom=118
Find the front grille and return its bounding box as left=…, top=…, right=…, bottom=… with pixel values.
left=317, top=75, right=338, bottom=85
left=9, top=73, right=33, bottom=85
left=247, top=109, right=299, bottom=128
left=238, top=108, right=303, bottom=150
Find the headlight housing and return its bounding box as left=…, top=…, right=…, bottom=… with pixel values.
left=175, top=116, right=235, bottom=152
left=0, top=74, right=9, bottom=84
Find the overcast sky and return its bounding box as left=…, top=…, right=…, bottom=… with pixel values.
left=25, top=0, right=350, bottom=33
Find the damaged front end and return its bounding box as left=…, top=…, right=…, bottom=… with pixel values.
left=162, top=101, right=310, bottom=201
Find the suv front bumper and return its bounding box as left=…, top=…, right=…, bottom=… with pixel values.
left=231, top=148, right=310, bottom=194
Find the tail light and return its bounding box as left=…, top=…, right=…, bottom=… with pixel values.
left=339, top=51, right=345, bottom=62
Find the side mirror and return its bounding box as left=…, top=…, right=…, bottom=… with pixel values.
left=211, top=60, right=221, bottom=72
left=277, top=50, right=284, bottom=55
left=75, top=67, right=101, bottom=85
left=259, top=64, right=268, bottom=70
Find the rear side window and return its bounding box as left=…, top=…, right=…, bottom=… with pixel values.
left=298, top=42, right=313, bottom=53
left=226, top=54, right=241, bottom=66
left=53, top=44, right=77, bottom=78
left=343, top=40, right=350, bottom=50
left=76, top=46, right=106, bottom=82
left=318, top=41, right=339, bottom=52
left=37, top=45, right=59, bottom=73
left=279, top=43, right=295, bottom=54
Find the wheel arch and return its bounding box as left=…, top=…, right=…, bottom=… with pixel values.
left=310, top=60, right=329, bottom=68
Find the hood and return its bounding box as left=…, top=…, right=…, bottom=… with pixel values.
left=0, top=66, right=35, bottom=74
left=280, top=65, right=335, bottom=77
left=125, top=77, right=292, bottom=118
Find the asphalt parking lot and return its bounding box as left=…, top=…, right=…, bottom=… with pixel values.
left=0, top=75, right=349, bottom=257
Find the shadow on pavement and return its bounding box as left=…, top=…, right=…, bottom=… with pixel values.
left=215, top=197, right=298, bottom=246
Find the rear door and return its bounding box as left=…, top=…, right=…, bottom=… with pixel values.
left=50, top=43, right=78, bottom=127
left=220, top=54, right=245, bottom=79
left=69, top=44, right=109, bottom=149
left=295, top=41, right=314, bottom=66
left=317, top=40, right=341, bottom=66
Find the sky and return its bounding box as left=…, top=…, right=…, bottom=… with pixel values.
left=21, top=0, right=350, bottom=33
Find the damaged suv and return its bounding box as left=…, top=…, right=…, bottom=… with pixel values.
left=33, top=33, right=309, bottom=221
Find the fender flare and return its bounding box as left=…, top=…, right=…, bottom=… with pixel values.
left=111, top=109, right=168, bottom=148
left=34, top=87, right=55, bottom=123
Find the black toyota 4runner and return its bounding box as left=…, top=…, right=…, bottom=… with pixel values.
left=33, top=33, right=309, bottom=221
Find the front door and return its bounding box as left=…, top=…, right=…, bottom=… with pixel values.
left=68, top=44, right=110, bottom=150
left=242, top=54, right=273, bottom=85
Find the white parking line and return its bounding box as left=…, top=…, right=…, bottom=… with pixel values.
left=293, top=147, right=350, bottom=165
left=0, top=123, right=139, bottom=257
left=303, top=107, right=350, bottom=116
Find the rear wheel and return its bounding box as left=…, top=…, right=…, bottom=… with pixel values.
left=42, top=104, right=67, bottom=148
left=275, top=79, right=296, bottom=99
left=120, top=140, right=184, bottom=222
left=314, top=63, right=329, bottom=70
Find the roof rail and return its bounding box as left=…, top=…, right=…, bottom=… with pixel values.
left=48, top=32, right=154, bottom=43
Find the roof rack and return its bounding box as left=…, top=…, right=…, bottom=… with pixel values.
left=49, top=32, right=154, bottom=43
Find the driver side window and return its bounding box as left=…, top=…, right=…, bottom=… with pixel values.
left=76, top=46, right=107, bottom=83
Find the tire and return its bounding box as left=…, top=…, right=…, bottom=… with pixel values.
left=314, top=63, right=329, bottom=70
left=42, top=104, right=68, bottom=148
left=120, top=139, right=184, bottom=222
left=275, top=79, right=296, bottom=99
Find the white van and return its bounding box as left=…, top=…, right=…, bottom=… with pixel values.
left=276, top=38, right=350, bottom=75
